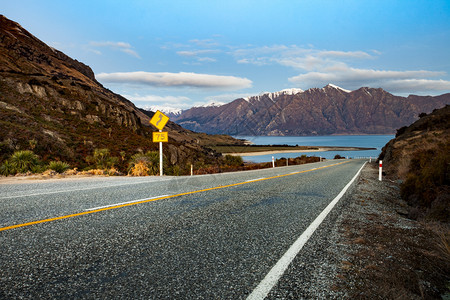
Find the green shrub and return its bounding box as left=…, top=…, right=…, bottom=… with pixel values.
left=31, top=164, right=48, bottom=174
left=400, top=144, right=450, bottom=221
left=0, top=160, right=15, bottom=176
left=128, top=151, right=159, bottom=176
left=224, top=154, right=243, bottom=166
left=9, top=150, right=39, bottom=173
left=86, top=148, right=119, bottom=169
left=48, top=161, right=70, bottom=173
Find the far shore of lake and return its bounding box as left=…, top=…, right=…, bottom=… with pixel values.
left=223, top=146, right=376, bottom=157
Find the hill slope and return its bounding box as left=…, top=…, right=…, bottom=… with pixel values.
left=379, top=105, right=449, bottom=221
left=173, top=85, right=449, bottom=136
left=0, top=15, right=239, bottom=170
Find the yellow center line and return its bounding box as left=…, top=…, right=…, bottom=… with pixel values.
left=0, top=161, right=349, bottom=232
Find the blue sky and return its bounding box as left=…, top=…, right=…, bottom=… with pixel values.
left=3, top=0, right=450, bottom=111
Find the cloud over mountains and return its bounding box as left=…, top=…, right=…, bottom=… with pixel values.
left=232, top=45, right=450, bottom=94
left=97, top=71, right=252, bottom=90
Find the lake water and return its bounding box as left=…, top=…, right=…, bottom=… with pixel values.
left=233, top=135, right=394, bottom=163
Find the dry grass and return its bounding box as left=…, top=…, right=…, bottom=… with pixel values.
left=64, top=168, right=78, bottom=175
left=128, top=161, right=150, bottom=176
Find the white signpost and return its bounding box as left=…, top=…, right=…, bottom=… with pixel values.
left=150, top=111, right=170, bottom=176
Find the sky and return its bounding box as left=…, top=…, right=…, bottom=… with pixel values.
left=3, top=0, right=450, bottom=111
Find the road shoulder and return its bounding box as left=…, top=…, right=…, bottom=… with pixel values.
left=267, top=162, right=449, bottom=299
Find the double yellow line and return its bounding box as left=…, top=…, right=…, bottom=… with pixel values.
left=0, top=161, right=348, bottom=232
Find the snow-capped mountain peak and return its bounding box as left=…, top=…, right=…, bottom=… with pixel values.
left=141, top=105, right=183, bottom=117
left=324, top=84, right=351, bottom=93
left=244, top=88, right=304, bottom=102
left=192, top=101, right=226, bottom=108
left=201, top=101, right=225, bottom=108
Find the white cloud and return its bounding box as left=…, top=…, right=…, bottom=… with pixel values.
left=232, top=45, right=374, bottom=70
left=316, top=50, right=373, bottom=59
left=288, top=65, right=448, bottom=93
left=382, top=79, right=450, bottom=93
left=231, top=44, right=449, bottom=94
left=89, top=41, right=141, bottom=58
left=176, top=50, right=218, bottom=57
left=97, top=71, right=252, bottom=90
left=189, top=39, right=219, bottom=48
left=197, top=57, right=217, bottom=62
left=124, top=94, right=191, bottom=104
left=176, top=49, right=219, bottom=64
left=124, top=94, right=193, bottom=110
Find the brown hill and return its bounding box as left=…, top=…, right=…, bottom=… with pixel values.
left=173, top=85, right=450, bottom=136
left=0, top=15, right=240, bottom=171
left=379, top=105, right=449, bottom=221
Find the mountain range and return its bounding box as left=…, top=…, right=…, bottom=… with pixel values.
left=0, top=15, right=239, bottom=169
left=171, top=85, right=449, bottom=136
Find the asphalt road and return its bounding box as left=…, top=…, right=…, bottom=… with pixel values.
left=0, top=159, right=366, bottom=299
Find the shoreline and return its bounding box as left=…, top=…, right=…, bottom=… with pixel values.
left=224, top=146, right=375, bottom=157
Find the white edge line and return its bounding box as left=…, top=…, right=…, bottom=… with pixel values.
left=246, top=162, right=367, bottom=300
left=0, top=179, right=175, bottom=200
left=85, top=195, right=169, bottom=211
left=245, top=178, right=266, bottom=182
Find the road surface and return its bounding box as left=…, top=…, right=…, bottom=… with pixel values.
left=0, top=159, right=365, bottom=299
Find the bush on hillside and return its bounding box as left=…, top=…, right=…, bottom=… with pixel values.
left=48, top=161, right=70, bottom=174
left=224, top=154, right=243, bottom=167
left=9, top=150, right=40, bottom=173
left=128, top=151, right=159, bottom=176
left=86, top=148, right=119, bottom=170
left=0, top=160, right=14, bottom=176
left=400, top=143, right=450, bottom=222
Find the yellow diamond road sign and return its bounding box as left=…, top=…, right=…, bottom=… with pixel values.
left=153, top=132, right=168, bottom=143
left=150, top=110, right=169, bottom=130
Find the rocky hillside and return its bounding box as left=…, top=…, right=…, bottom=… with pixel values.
left=173, top=85, right=449, bottom=136
left=379, top=105, right=449, bottom=221
left=0, top=15, right=240, bottom=169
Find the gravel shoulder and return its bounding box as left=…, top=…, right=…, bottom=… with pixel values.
left=268, top=162, right=449, bottom=299
left=328, top=163, right=449, bottom=299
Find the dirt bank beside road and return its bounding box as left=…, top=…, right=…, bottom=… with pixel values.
left=331, top=163, right=449, bottom=299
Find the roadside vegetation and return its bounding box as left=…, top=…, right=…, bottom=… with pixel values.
left=374, top=107, right=450, bottom=298
left=400, top=141, right=449, bottom=222
left=0, top=150, right=71, bottom=176
left=379, top=107, right=450, bottom=223
left=0, top=143, right=323, bottom=178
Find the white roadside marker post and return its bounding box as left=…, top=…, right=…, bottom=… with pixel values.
left=272, top=156, right=275, bottom=168
left=379, top=160, right=382, bottom=181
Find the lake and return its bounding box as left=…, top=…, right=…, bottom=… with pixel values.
left=233, top=135, right=394, bottom=163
